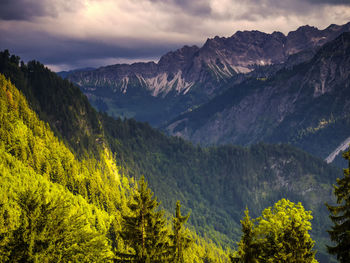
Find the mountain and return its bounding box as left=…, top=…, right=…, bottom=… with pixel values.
left=62, top=22, right=350, bottom=126
left=1, top=50, right=341, bottom=261
left=58, top=67, right=95, bottom=79
left=164, top=32, right=350, bottom=163
left=0, top=53, right=230, bottom=262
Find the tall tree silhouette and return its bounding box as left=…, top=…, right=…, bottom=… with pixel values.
left=326, top=150, right=350, bottom=262
left=118, top=176, right=170, bottom=262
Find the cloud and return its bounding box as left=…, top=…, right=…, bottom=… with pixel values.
left=149, top=0, right=212, bottom=16
left=0, top=25, right=180, bottom=70
left=307, top=0, right=350, bottom=4
left=0, top=0, right=349, bottom=71
left=0, top=0, right=49, bottom=20
left=0, top=0, right=86, bottom=21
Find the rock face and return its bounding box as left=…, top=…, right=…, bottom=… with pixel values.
left=64, top=22, right=350, bottom=126
left=68, top=22, right=350, bottom=95
left=164, top=32, right=350, bottom=160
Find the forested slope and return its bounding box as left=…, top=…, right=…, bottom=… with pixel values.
left=0, top=50, right=341, bottom=261
left=0, top=73, right=229, bottom=262
left=103, top=115, right=338, bottom=260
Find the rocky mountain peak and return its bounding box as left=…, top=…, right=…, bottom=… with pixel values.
left=285, top=22, right=350, bottom=55
left=200, top=36, right=230, bottom=54
left=271, top=31, right=286, bottom=39
left=294, top=24, right=318, bottom=32
left=158, top=45, right=199, bottom=72
left=304, top=32, right=350, bottom=97
left=232, top=29, right=269, bottom=39
left=67, top=22, right=350, bottom=98
left=164, top=31, right=350, bottom=161
left=64, top=22, right=350, bottom=126
left=326, top=22, right=350, bottom=32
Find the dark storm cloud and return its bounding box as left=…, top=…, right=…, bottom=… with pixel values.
left=0, top=28, right=180, bottom=69
left=1, top=0, right=349, bottom=70
left=0, top=0, right=84, bottom=21
left=307, top=0, right=350, bottom=4
left=0, top=0, right=50, bottom=20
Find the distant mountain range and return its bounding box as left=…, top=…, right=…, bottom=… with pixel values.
left=165, top=32, right=350, bottom=160
left=1, top=50, right=341, bottom=262
left=61, top=22, right=350, bottom=164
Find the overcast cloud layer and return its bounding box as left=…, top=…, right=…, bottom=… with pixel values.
left=1, top=0, right=350, bottom=71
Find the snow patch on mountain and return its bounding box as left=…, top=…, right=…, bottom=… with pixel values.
left=140, top=71, right=193, bottom=97
left=325, top=136, right=350, bottom=163
left=121, top=77, right=129, bottom=94
left=232, top=66, right=252, bottom=74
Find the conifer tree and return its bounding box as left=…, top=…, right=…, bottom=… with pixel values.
left=326, top=150, right=350, bottom=262
left=5, top=185, right=112, bottom=262
left=0, top=191, right=15, bottom=263
left=231, top=208, right=258, bottom=263
left=118, top=176, right=170, bottom=262
left=171, top=201, right=192, bottom=263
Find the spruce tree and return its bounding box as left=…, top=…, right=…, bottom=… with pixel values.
left=5, top=185, right=112, bottom=262
left=326, top=150, right=350, bottom=262
left=118, top=176, right=170, bottom=262
left=232, top=208, right=258, bottom=263
left=171, top=201, right=191, bottom=263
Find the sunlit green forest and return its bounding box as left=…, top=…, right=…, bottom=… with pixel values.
left=0, top=50, right=349, bottom=262
left=0, top=56, right=229, bottom=262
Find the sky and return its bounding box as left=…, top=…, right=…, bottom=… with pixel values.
left=1, top=0, right=350, bottom=72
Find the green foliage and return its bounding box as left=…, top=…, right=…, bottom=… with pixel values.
left=171, top=201, right=192, bottom=263
left=231, top=209, right=258, bottom=263
left=103, top=110, right=338, bottom=258
left=0, top=50, right=103, bottom=158
left=0, top=73, right=129, bottom=214
left=0, top=73, right=124, bottom=261
left=0, top=55, right=232, bottom=262
left=0, top=148, right=114, bottom=262
left=234, top=199, right=317, bottom=263
left=326, top=150, right=350, bottom=262
left=1, top=50, right=341, bottom=262
left=1, top=51, right=339, bottom=260
left=8, top=187, right=111, bottom=262
left=255, top=199, right=317, bottom=262
left=117, top=176, right=171, bottom=262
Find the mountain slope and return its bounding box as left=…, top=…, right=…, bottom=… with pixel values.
left=1, top=51, right=341, bottom=261
left=0, top=50, right=103, bottom=158
left=63, top=22, right=350, bottom=126
left=0, top=73, right=123, bottom=261
left=0, top=72, right=231, bottom=263
left=165, top=32, right=350, bottom=163
left=102, top=115, right=339, bottom=261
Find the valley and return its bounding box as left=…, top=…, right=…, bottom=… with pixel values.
left=0, top=47, right=345, bottom=262
left=1, top=17, right=350, bottom=262
left=62, top=22, right=350, bottom=166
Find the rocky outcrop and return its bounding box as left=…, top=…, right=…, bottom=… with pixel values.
left=66, top=22, right=350, bottom=98
left=164, top=32, right=350, bottom=161
left=62, top=22, right=350, bottom=128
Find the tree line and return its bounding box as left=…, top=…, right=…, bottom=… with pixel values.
left=0, top=50, right=349, bottom=262
left=0, top=72, right=227, bottom=262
